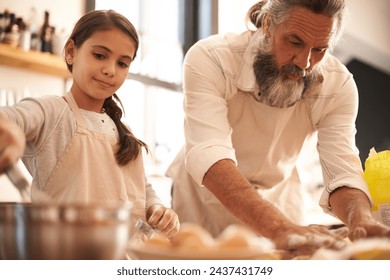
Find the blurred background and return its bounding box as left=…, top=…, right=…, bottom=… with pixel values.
left=0, top=0, right=389, bottom=224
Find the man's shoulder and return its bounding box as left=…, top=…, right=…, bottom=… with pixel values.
left=306, top=54, right=357, bottom=101
left=319, top=54, right=354, bottom=89
left=322, top=54, right=351, bottom=77
left=194, top=30, right=253, bottom=53
left=187, top=31, right=253, bottom=74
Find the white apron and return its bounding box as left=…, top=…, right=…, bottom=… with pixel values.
left=32, top=92, right=146, bottom=228
left=167, top=91, right=314, bottom=237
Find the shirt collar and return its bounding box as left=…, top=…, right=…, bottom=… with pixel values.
left=235, top=28, right=264, bottom=92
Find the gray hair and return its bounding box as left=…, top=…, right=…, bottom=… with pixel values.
left=246, top=0, right=347, bottom=50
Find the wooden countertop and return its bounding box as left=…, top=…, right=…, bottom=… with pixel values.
left=0, top=43, right=71, bottom=79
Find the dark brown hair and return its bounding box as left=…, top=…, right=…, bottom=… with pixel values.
left=65, top=9, right=148, bottom=165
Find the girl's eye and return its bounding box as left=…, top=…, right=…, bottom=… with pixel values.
left=118, top=61, right=130, bottom=68
left=93, top=53, right=105, bottom=59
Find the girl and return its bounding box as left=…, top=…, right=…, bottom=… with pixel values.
left=0, top=10, right=179, bottom=238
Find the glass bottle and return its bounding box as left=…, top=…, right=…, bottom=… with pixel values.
left=40, top=10, right=53, bottom=53
left=18, top=18, right=31, bottom=51
left=2, top=12, right=20, bottom=47
left=28, top=7, right=40, bottom=51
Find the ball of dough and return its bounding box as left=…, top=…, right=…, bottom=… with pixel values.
left=170, top=223, right=215, bottom=249
left=216, top=224, right=258, bottom=249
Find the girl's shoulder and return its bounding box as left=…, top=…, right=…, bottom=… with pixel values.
left=20, top=94, right=71, bottom=119
left=26, top=94, right=67, bottom=109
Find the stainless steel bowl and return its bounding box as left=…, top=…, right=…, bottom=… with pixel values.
left=0, top=202, right=133, bottom=260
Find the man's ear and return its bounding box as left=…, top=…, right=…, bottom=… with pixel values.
left=262, top=13, right=272, bottom=37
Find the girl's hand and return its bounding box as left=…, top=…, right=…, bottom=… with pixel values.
left=0, top=118, right=25, bottom=173
left=146, top=204, right=180, bottom=239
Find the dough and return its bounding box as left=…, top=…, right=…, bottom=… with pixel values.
left=216, top=224, right=259, bottom=248
left=170, top=223, right=215, bottom=249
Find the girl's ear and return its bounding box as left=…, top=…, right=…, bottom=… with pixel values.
left=64, top=39, right=75, bottom=64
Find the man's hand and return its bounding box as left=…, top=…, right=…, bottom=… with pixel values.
left=330, top=186, right=390, bottom=240
left=0, top=118, right=25, bottom=173
left=348, top=216, right=390, bottom=240
left=146, top=204, right=180, bottom=239
left=203, top=159, right=350, bottom=256
left=272, top=224, right=349, bottom=256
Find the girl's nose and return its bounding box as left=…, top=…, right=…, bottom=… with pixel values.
left=102, top=62, right=115, bottom=77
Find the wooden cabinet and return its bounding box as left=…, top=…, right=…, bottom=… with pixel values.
left=0, top=43, right=71, bottom=79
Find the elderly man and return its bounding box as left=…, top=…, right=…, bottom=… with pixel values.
left=167, top=0, right=390, bottom=253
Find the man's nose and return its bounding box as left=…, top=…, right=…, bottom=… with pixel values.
left=293, top=48, right=311, bottom=70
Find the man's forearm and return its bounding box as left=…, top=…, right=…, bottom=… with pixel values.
left=202, top=159, right=295, bottom=239
left=329, top=186, right=373, bottom=227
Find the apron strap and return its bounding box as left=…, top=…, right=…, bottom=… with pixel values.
left=64, top=92, right=85, bottom=127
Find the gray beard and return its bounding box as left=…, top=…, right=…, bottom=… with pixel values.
left=253, top=41, right=320, bottom=108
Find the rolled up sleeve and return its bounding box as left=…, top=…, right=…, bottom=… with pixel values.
left=182, top=39, right=238, bottom=185
left=186, top=137, right=237, bottom=186
left=316, top=75, right=373, bottom=214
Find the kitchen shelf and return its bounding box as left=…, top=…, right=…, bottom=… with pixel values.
left=0, top=43, right=71, bottom=79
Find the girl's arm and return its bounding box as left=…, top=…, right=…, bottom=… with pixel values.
left=145, top=182, right=180, bottom=238
left=0, top=113, right=25, bottom=173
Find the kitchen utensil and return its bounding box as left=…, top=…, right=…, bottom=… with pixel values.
left=5, top=164, right=31, bottom=202
left=131, top=245, right=282, bottom=260
left=135, top=218, right=155, bottom=240
left=0, top=201, right=133, bottom=260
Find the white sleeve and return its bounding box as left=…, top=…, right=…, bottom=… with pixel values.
left=316, top=75, right=373, bottom=214
left=182, top=41, right=237, bottom=186
left=145, top=180, right=163, bottom=210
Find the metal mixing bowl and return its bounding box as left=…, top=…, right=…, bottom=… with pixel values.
left=0, top=202, right=133, bottom=260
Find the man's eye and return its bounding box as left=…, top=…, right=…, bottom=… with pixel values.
left=313, top=48, right=327, bottom=53
left=290, top=41, right=301, bottom=46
